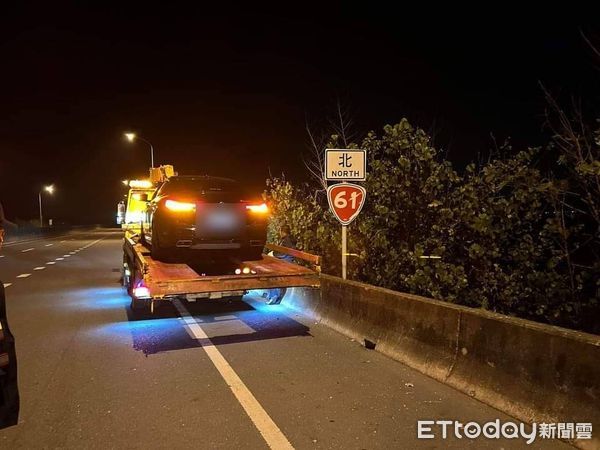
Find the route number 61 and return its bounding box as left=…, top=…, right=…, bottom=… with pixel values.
left=326, top=183, right=367, bottom=226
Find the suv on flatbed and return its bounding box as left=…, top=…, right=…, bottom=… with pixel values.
left=140, top=175, right=268, bottom=262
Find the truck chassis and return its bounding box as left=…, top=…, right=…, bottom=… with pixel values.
left=122, top=231, right=320, bottom=313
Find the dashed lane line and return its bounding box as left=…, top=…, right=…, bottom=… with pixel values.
left=45, top=243, right=53, bottom=247
left=3, top=283, right=11, bottom=288
left=4, top=238, right=105, bottom=287
left=173, top=299, right=294, bottom=450
left=21, top=248, right=34, bottom=253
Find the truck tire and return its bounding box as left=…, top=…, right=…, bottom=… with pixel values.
left=130, top=296, right=148, bottom=312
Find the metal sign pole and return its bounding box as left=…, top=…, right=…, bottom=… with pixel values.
left=325, top=149, right=367, bottom=282
left=342, top=225, right=347, bottom=280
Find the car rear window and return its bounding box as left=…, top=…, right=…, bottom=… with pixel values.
left=159, top=177, right=242, bottom=200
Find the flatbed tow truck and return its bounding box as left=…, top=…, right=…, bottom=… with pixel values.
left=122, top=230, right=321, bottom=313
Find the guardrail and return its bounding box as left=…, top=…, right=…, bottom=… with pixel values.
left=285, top=275, right=600, bottom=450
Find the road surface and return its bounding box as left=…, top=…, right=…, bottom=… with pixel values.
left=0, top=229, right=571, bottom=449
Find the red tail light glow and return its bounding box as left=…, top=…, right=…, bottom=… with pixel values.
left=165, top=199, right=196, bottom=212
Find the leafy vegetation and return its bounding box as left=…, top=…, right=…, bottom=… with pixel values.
left=265, top=117, right=600, bottom=335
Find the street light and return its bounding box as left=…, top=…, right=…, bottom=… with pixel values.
left=39, top=185, right=55, bottom=227
left=124, top=132, right=155, bottom=168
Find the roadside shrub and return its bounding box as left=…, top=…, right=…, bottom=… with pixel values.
left=266, top=118, right=600, bottom=334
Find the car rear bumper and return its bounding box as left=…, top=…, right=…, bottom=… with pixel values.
left=157, top=225, right=266, bottom=251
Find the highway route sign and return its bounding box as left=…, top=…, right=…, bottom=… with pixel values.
left=325, top=149, right=366, bottom=181
left=327, top=183, right=366, bottom=226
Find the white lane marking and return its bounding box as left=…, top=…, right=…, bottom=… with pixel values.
left=64, top=255, right=71, bottom=258
left=16, top=273, right=31, bottom=278
left=69, top=251, right=76, bottom=255
left=60, top=240, right=66, bottom=243
left=55, top=257, right=64, bottom=261
left=0, top=255, right=4, bottom=258
left=45, top=243, right=53, bottom=247
left=173, top=299, right=294, bottom=450
left=34, top=267, right=46, bottom=271
left=3, top=283, right=11, bottom=288
left=2, top=232, right=77, bottom=247
left=46, top=261, right=56, bottom=265
left=21, top=248, right=34, bottom=253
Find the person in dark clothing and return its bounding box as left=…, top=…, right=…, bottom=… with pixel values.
left=266, top=225, right=297, bottom=305
left=0, top=202, right=20, bottom=428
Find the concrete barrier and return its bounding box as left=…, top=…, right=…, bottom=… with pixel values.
left=286, top=274, right=600, bottom=449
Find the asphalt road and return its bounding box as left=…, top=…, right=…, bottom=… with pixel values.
left=0, top=229, right=572, bottom=449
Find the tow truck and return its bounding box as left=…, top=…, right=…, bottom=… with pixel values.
left=120, top=165, right=321, bottom=313
left=122, top=232, right=321, bottom=312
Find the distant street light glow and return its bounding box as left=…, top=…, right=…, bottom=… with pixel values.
left=124, top=132, right=155, bottom=167
left=39, top=185, right=55, bottom=227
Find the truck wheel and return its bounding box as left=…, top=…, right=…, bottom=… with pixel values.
left=122, top=259, right=132, bottom=294
left=130, top=296, right=148, bottom=312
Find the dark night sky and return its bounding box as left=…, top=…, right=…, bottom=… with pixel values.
left=1, top=4, right=598, bottom=224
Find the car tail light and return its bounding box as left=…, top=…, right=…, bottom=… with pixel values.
left=165, top=199, right=196, bottom=212
left=246, top=203, right=269, bottom=214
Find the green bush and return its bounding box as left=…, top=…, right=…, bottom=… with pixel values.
left=266, top=118, right=600, bottom=334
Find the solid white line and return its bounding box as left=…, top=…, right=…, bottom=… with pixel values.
left=3, top=283, right=11, bottom=288
left=16, top=273, right=31, bottom=278
left=21, top=248, right=34, bottom=253
left=173, top=299, right=294, bottom=450
left=46, top=261, right=56, bottom=265
left=33, top=267, right=46, bottom=271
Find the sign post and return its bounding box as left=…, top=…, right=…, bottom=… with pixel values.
left=326, top=182, right=366, bottom=279
left=341, top=225, right=347, bottom=279
left=324, top=149, right=367, bottom=280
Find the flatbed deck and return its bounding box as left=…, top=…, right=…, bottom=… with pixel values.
left=122, top=231, right=320, bottom=304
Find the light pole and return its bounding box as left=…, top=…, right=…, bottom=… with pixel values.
left=39, top=185, right=55, bottom=227
left=125, top=132, right=155, bottom=168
